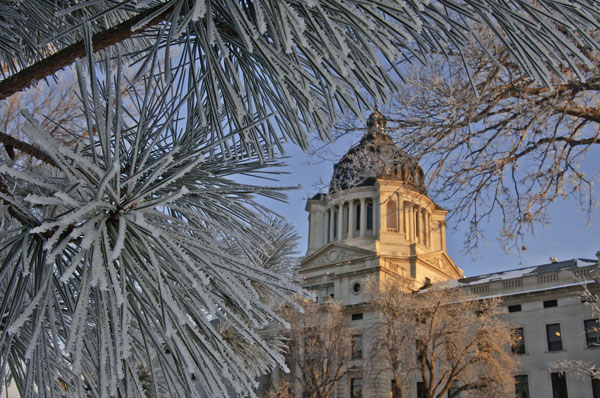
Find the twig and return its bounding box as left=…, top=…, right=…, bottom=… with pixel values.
left=0, top=131, right=58, bottom=167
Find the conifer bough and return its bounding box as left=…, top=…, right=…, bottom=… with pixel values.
left=0, top=1, right=598, bottom=397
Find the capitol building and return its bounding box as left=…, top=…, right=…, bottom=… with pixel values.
left=292, top=112, right=600, bottom=398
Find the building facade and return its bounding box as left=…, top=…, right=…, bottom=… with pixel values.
left=294, top=112, right=600, bottom=398
left=459, top=258, right=600, bottom=398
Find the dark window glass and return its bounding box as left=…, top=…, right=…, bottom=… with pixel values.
left=355, top=204, right=361, bottom=231
left=546, top=324, right=563, bottom=351
left=592, top=377, right=600, bottom=398
left=515, top=375, right=529, bottom=398
left=544, top=299, right=558, bottom=308
left=391, top=380, right=401, bottom=398
left=352, top=335, right=363, bottom=359
left=351, top=378, right=362, bottom=398
left=584, top=319, right=600, bottom=347
left=551, top=372, right=568, bottom=398
left=417, top=382, right=426, bottom=398
left=366, top=203, right=373, bottom=230
left=353, top=283, right=361, bottom=293
left=508, top=304, right=522, bottom=313
left=333, top=211, right=338, bottom=239
left=513, top=327, right=526, bottom=354
left=352, top=313, right=363, bottom=321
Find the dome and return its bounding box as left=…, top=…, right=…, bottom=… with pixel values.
left=329, top=111, right=425, bottom=193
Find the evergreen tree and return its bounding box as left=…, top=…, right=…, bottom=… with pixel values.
left=0, top=1, right=598, bottom=396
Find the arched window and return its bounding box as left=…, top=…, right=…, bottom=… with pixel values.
left=386, top=200, right=397, bottom=232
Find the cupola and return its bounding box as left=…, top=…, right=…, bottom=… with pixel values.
left=329, top=112, right=425, bottom=194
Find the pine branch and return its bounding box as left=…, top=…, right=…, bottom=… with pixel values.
left=0, top=3, right=173, bottom=101
left=0, top=131, right=58, bottom=167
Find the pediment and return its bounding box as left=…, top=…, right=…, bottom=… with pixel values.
left=300, top=242, right=376, bottom=270
left=418, top=251, right=463, bottom=279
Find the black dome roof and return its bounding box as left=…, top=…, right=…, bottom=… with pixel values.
left=329, top=111, right=425, bottom=193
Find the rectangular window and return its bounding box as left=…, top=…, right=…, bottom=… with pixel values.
left=508, top=304, right=522, bottom=313
left=417, top=382, right=426, bottom=398
left=592, top=377, right=600, bottom=398
left=513, top=327, right=526, bottom=355
left=352, top=335, right=363, bottom=359
left=342, top=203, right=349, bottom=239
left=351, top=378, right=362, bottom=398
left=551, top=372, right=568, bottom=398
left=544, top=299, right=558, bottom=308
left=546, top=323, right=563, bottom=351
left=515, top=375, right=529, bottom=398
left=352, top=313, right=363, bottom=321
left=355, top=203, right=361, bottom=231
left=333, top=211, right=338, bottom=239
left=584, top=319, right=600, bottom=347
left=366, top=202, right=373, bottom=230
left=391, top=380, right=400, bottom=398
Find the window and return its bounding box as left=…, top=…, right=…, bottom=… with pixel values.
left=352, top=313, right=363, bottom=321
left=584, top=319, right=600, bottom=347
left=416, top=382, right=426, bottom=398
left=551, top=372, right=568, bottom=398
left=546, top=323, right=563, bottom=351
left=355, top=203, right=361, bottom=231
left=333, top=210, right=338, bottom=239
left=386, top=200, right=397, bottom=231
left=515, top=375, right=529, bottom=398
left=592, top=377, right=600, bottom=398
left=352, top=283, right=361, bottom=293
left=352, top=335, right=363, bottom=359
left=508, top=304, right=522, bottom=313
left=391, top=380, right=400, bottom=398
left=351, top=378, right=362, bottom=398
left=544, top=299, right=558, bottom=308
left=513, top=327, right=526, bottom=355
left=342, top=203, right=349, bottom=239
left=366, top=202, right=373, bottom=230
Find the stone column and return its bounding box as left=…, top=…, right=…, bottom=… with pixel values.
left=441, top=221, right=446, bottom=250
left=402, top=202, right=408, bottom=240
left=323, top=211, right=329, bottom=246
left=359, top=198, right=366, bottom=238
left=373, top=196, right=378, bottom=236
left=337, top=203, right=344, bottom=241
left=406, top=203, right=415, bottom=242
left=348, top=200, right=355, bottom=239
left=414, top=206, right=419, bottom=243
left=423, top=211, right=429, bottom=247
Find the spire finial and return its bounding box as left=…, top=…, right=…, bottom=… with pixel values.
left=366, top=110, right=386, bottom=135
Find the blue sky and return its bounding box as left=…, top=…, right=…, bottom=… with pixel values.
left=259, top=136, right=600, bottom=278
